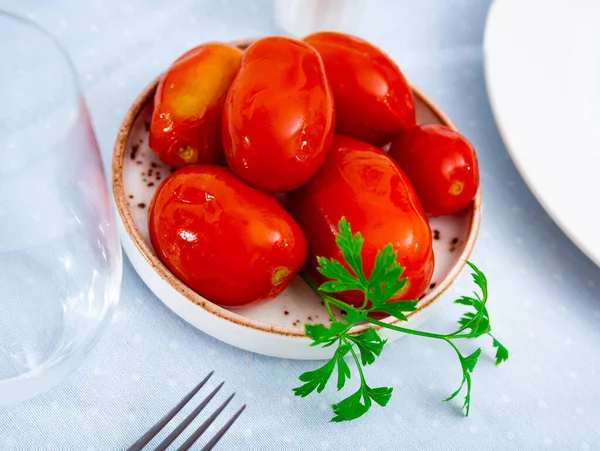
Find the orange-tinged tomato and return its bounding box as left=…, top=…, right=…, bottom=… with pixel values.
left=222, top=36, right=335, bottom=193
left=304, top=32, right=415, bottom=146
left=149, top=165, right=307, bottom=307
left=286, top=135, right=433, bottom=307
left=149, top=43, right=243, bottom=168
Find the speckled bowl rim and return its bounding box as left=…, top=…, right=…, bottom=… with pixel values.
left=112, top=39, right=481, bottom=338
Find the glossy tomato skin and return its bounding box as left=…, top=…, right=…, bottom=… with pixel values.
left=304, top=32, right=415, bottom=146
left=389, top=124, right=480, bottom=217
left=222, top=36, right=335, bottom=193
left=149, top=43, right=243, bottom=168
left=149, top=166, right=307, bottom=307
left=286, top=135, right=434, bottom=306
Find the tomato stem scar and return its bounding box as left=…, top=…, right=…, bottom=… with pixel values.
left=178, top=146, right=197, bottom=163
left=272, top=266, right=290, bottom=286
left=449, top=180, right=464, bottom=196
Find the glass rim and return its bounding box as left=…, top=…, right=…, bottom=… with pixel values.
left=0, top=9, right=82, bottom=93
left=0, top=8, right=85, bottom=175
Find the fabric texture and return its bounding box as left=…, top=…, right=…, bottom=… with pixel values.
left=0, top=0, right=599, bottom=449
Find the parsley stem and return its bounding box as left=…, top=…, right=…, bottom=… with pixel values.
left=301, top=274, right=475, bottom=341
left=345, top=337, right=366, bottom=382
left=294, top=219, right=505, bottom=422
left=360, top=289, right=370, bottom=310
left=307, top=285, right=356, bottom=314
left=366, top=317, right=449, bottom=339
left=366, top=317, right=472, bottom=340
left=323, top=300, right=336, bottom=322
left=450, top=322, right=476, bottom=336
left=444, top=336, right=463, bottom=358
left=311, top=289, right=460, bottom=341
left=299, top=271, right=338, bottom=322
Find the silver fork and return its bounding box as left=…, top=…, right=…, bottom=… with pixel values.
left=127, top=371, right=246, bottom=451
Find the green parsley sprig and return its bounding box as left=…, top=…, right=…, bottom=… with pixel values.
left=293, top=217, right=509, bottom=422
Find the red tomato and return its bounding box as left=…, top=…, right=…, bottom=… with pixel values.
left=286, top=135, right=434, bottom=307
left=389, top=124, right=479, bottom=217
left=149, top=43, right=243, bottom=168
left=304, top=32, right=415, bottom=146
left=149, top=166, right=307, bottom=307
left=222, top=36, right=335, bottom=193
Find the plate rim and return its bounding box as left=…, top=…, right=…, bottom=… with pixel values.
left=483, top=0, right=600, bottom=266
left=112, top=38, right=481, bottom=339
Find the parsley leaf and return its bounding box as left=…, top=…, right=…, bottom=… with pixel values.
left=331, top=388, right=369, bottom=422
left=317, top=257, right=363, bottom=293
left=335, top=217, right=366, bottom=282
left=294, top=218, right=508, bottom=422
left=343, top=309, right=367, bottom=324
left=491, top=336, right=510, bottom=365
left=368, top=250, right=407, bottom=308
left=375, top=299, right=418, bottom=321
left=366, top=385, right=394, bottom=407
left=293, top=358, right=336, bottom=397
left=331, top=382, right=394, bottom=422
left=305, top=321, right=347, bottom=347
left=336, top=344, right=352, bottom=390
left=347, top=328, right=387, bottom=366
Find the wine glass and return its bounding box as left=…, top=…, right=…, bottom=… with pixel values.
left=0, top=11, right=122, bottom=404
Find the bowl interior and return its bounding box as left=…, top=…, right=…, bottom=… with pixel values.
left=118, top=90, right=476, bottom=330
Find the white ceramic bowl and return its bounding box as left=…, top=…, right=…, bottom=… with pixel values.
left=112, top=40, right=480, bottom=360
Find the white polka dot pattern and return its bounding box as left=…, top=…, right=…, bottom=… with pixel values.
left=0, top=0, right=599, bottom=450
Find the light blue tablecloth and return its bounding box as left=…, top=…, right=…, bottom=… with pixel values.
left=1, top=0, right=599, bottom=449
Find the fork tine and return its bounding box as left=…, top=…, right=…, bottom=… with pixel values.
left=201, top=404, right=246, bottom=451
left=125, top=371, right=213, bottom=451
left=153, top=382, right=225, bottom=451
left=176, top=393, right=236, bottom=451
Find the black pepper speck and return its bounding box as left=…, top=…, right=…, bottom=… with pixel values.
left=130, top=144, right=139, bottom=160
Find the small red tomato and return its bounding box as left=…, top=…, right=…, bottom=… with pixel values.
left=222, top=36, right=335, bottom=193
left=149, top=166, right=307, bottom=307
left=389, top=124, right=480, bottom=217
left=286, top=135, right=434, bottom=306
left=304, top=32, right=415, bottom=146
left=149, top=43, right=243, bottom=168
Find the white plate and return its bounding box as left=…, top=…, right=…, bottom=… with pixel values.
left=112, top=41, right=480, bottom=360
left=484, top=0, right=600, bottom=265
